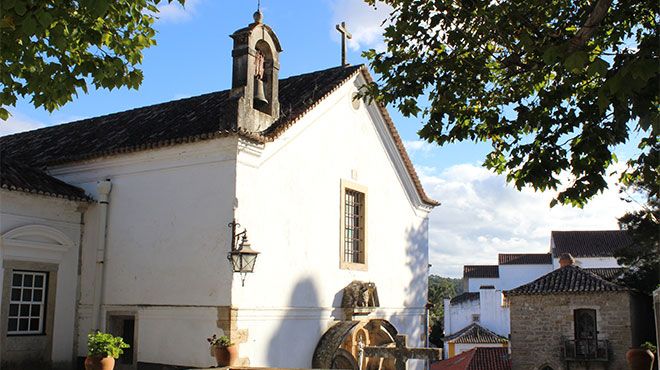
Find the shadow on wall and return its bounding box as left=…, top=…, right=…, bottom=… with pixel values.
left=404, top=222, right=430, bottom=310
left=266, top=276, right=322, bottom=368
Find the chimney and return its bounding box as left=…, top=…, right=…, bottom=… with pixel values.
left=559, top=253, right=575, bottom=268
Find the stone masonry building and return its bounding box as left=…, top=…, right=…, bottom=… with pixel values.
left=506, top=257, right=655, bottom=370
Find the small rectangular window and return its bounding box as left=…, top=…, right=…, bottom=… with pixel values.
left=340, top=180, right=367, bottom=270
left=472, top=314, right=480, bottom=322
left=8, top=271, right=47, bottom=335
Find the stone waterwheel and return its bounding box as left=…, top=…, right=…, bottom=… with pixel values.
left=312, top=319, right=398, bottom=370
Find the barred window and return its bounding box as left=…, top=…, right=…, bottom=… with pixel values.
left=338, top=179, right=369, bottom=271
left=344, top=189, right=364, bottom=263
left=8, top=271, right=47, bottom=335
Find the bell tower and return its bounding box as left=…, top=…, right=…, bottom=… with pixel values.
left=230, top=10, right=282, bottom=132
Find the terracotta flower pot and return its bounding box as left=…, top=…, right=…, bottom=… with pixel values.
left=626, top=348, right=654, bottom=370
left=213, top=344, right=239, bottom=367
left=84, top=355, right=115, bottom=370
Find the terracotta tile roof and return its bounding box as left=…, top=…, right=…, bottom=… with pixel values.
left=431, top=348, right=511, bottom=370
left=0, top=65, right=438, bottom=207
left=450, top=292, right=480, bottom=305
left=0, top=157, right=91, bottom=202
left=551, top=230, right=632, bottom=257
left=585, top=267, right=624, bottom=281
left=505, top=265, right=627, bottom=296
left=498, top=253, right=552, bottom=265
left=443, top=323, right=509, bottom=344
left=463, top=265, right=499, bottom=278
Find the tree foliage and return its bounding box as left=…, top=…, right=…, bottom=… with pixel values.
left=0, top=0, right=183, bottom=120
left=362, top=0, right=658, bottom=208
left=428, top=275, right=463, bottom=346
left=615, top=199, right=659, bottom=294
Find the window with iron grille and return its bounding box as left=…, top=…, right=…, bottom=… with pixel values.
left=344, top=189, right=364, bottom=263
left=341, top=184, right=366, bottom=267
left=7, top=271, right=47, bottom=335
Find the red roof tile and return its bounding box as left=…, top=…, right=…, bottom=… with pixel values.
left=498, top=253, right=552, bottom=265
left=463, top=265, right=499, bottom=278
left=432, top=348, right=511, bottom=370
left=551, top=230, right=632, bottom=257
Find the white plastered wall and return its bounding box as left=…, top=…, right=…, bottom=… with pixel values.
left=467, top=277, right=499, bottom=292
left=0, top=190, right=83, bottom=368
left=498, top=264, right=553, bottom=291
left=49, top=139, right=239, bottom=368
left=231, top=73, right=432, bottom=369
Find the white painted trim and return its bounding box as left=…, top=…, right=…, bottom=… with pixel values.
left=357, top=78, right=432, bottom=214
left=1, top=225, right=75, bottom=264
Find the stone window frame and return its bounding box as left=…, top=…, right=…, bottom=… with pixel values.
left=339, top=179, right=368, bottom=271
left=2, top=261, right=57, bottom=339
left=7, top=270, right=49, bottom=335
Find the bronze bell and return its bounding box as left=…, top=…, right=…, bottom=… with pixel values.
left=254, top=78, right=268, bottom=106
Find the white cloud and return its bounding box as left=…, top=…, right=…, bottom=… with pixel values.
left=155, top=0, right=202, bottom=23
left=403, top=140, right=434, bottom=154
left=329, top=0, right=392, bottom=51
left=0, top=111, right=45, bottom=137
left=422, top=163, right=638, bottom=277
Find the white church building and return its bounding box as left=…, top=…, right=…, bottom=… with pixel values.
left=0, top=11, right=438, bottom=370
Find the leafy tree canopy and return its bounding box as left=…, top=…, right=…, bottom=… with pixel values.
left=427, top=275, right=463, bottom=346
left=0, top=0, right=183, bottom=120
left=362, top=0, right=658, bottom=208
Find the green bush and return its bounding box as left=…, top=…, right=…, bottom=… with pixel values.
left=87, top=331, right=130, bottom=359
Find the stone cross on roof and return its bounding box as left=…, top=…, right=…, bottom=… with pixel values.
left=362, top=334, right=441, bottom=370
left=335, top=22, right=352, bottom=67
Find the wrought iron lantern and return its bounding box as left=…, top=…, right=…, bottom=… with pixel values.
left=227, top=220, right=260, bottom=286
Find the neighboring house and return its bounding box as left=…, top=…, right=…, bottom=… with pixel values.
left=550, top=230, right=632, bottom=269
left=506, top=256, right=655, bottom=370
left=0, top=11, right=437, bottom=370
left=0, top=159, right=91, bottom=369
left=442, top=323, right=508, bottom=359
left=431, top=347, right=511, bottom=370
left=445, top=230, right=630, bottom=355
left=443, top=286, right=509, bottom=348
left=498, top=253, right=553, bottom=291
left=462, top=265, right=499, bottom=292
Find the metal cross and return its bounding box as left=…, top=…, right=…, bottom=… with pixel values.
left=335, top=21, right=352, bottom=67
left=362, top=334, right=441, bottom=370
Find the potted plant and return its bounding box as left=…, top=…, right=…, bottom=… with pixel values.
left=85, top=331, right=130, bottom=370
left=626, top=342, right=656, bottom=370
left=207, top=334, right=238, bottom=367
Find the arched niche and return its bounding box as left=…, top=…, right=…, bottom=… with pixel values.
left=1, top=224, right=75, bottom=264
left=312, top=319, right=398, bottom=370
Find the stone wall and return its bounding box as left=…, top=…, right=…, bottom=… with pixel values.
left=509, top=291, right=631, bottom=370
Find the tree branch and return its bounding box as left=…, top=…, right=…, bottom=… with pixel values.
left=568, top=0, right=612, bottom=52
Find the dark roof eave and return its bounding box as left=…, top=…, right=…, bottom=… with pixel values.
left=1, top=183, right=93, bottom=203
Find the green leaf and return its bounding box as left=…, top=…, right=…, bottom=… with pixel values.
left=587, top=58, right=609, bottom=77
left=564, top=51, right=588, bottom=71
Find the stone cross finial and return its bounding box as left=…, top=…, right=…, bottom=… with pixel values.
left=335, top=21, right=352, bottom=67
left=363, top=334, right=441, bottom=370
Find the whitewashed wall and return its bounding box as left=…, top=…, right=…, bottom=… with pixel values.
left=443, top=297, right=479, bottom=338
left=466, top=277, right=499, bottom=292
left=232, top=73, right=431, bottom=369
left=478, top=289, right=509, bottom=337
left=552, top=256, right=619, bottom=269
left=50, top=139, right=239, bottom=368
left=0, top=190, right=83, bottom=368
left=498, top=264, right=553, bottom=291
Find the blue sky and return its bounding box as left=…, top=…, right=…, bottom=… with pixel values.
left=2, top=0, right=638, bottom=277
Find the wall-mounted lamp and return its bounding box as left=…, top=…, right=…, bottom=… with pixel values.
left=227, top=220, right=260, bottom=286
